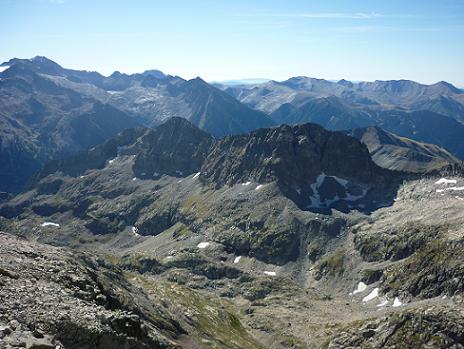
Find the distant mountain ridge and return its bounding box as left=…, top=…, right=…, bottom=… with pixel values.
left=0, top=56, right=275, bottom=193
left=347, top=126, right=460, bottom=173
left=2, top=56, right=464, bottom=194
left=217, top=76, right=464, bottom=159
left=219, top=76, right=464, bottom=117
left=0, top=56, right=275, bottom=136
left=0, top=58, right=142, bottom=192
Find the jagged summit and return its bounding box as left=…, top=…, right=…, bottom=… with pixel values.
left=202, top=121, right=397, bottom=212
left=133, top=117, right=213, bottom=178
left=26, top=117, right=398, bottom=213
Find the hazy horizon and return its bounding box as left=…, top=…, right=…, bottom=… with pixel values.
left=1, top=0, right=463, bottom=85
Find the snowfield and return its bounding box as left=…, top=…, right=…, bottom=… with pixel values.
left=362, top=288, right=379, bottom=302
left=350, top=282, right=367, bottom=295
left=308, top=173, right=367, bottom=208
left=132, top=226, right=140, bottom=237
left=41, top=222, right=60, bottom=228
left=435, top=178, right=457, bottom=185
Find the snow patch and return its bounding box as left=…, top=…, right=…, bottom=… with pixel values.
left=131, top=226, right=140, bottom=237
left=345, top=188, right=368, bottom=202
left=255, top=184, right=264, bottom=190
left=376, top=299, right=389, bottom=307
left=0, top=65, right=10, bottom=73
left=41, top=222, right=60, bottom=228
left=362, top=288, right=379, bottom=302
left=332, top=176, right=349, bottom=186
left=193, top=172, right=200, bottom=179
left=436, top=186, right=464, bottom=193
left=392, top=297, right=403, bottom=307
left=242, top=181, right=252, bottom=186
left=350, top=282, right=367, bottom=295
left=197, top=242, right=210, bottom=249
left=132, top=177, right=137, bottom=181
left=108, top=158, right=116, bottom=164
left=435, top=178, right=457, bottom=185
left=264, top=271, right=276, bottom=276
left=234, top=256, right=242, bottom=264
left=107, top=90, right=120, bottom=95
left=308, top=173, right=367, bottom=208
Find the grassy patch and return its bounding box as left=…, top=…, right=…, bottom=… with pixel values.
left=135, top=277, right=263, bottom=349
left=314, top=249, right=345, bottom=280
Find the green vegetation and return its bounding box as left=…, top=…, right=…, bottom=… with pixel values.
left=381, top=239, right=464, bottom=298
left=354, top=222, right=447, bottom=262
left=314, top=249, right=345, bottom=280
left=136, top=277, right=263, bottom=349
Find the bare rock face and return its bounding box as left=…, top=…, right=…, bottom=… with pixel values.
left=23, top=119, right=400, bottom=217
left=201, top=122, right=398, bottom=211
left=328, top=306, right=464, bottom=349
left=132, top=117, right=213, bottom=179
left=0, top=232, right=183, bottom=349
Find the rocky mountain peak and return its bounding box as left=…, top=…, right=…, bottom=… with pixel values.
left=132, top=117, right=214, bottom=178
left=337, top=78, right=354, bottom=88
left=282, top=76, right=316, bottom=90
left=348, top=126, right=460, bottom=173
left=201, top=122, right=393, bottom=211
left=141, top=69, right=166, bottom=79
left=431, top=80, right=461, bottom=94
left=5, top=56, right=66, bottom=77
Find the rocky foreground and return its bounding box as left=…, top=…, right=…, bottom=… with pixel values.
left=0, top=231, right=271, bottom=349
left=0, top=232, right=184, bottom=349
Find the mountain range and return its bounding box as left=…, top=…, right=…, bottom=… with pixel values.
left=217, top=77, right=464, bottom=158
left=1, top=57, right=464, bottom=194
left=0, top=57, right=274, bottom=192
left=1, top=115, right=463, bottom=348
left=218, top=76, right=464, bottom=120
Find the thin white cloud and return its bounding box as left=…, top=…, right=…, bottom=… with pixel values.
left=233, top=12, right=383, bottom=19
left=231, top=12, right=422, bottom=20
left=285, top=12, right=383, bottom=19
left=329, top=24, right=464, bottom=34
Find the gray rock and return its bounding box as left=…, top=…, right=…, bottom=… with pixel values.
left=25, top=335, right=55, bottom=349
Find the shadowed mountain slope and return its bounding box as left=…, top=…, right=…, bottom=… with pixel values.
left=348, top=126, right=460, bottom=173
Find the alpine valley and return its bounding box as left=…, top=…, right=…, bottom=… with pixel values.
left=1, top=57, right=464, bottom=349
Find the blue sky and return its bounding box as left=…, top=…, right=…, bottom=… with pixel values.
left=1, top=0, right=463, bottom=85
